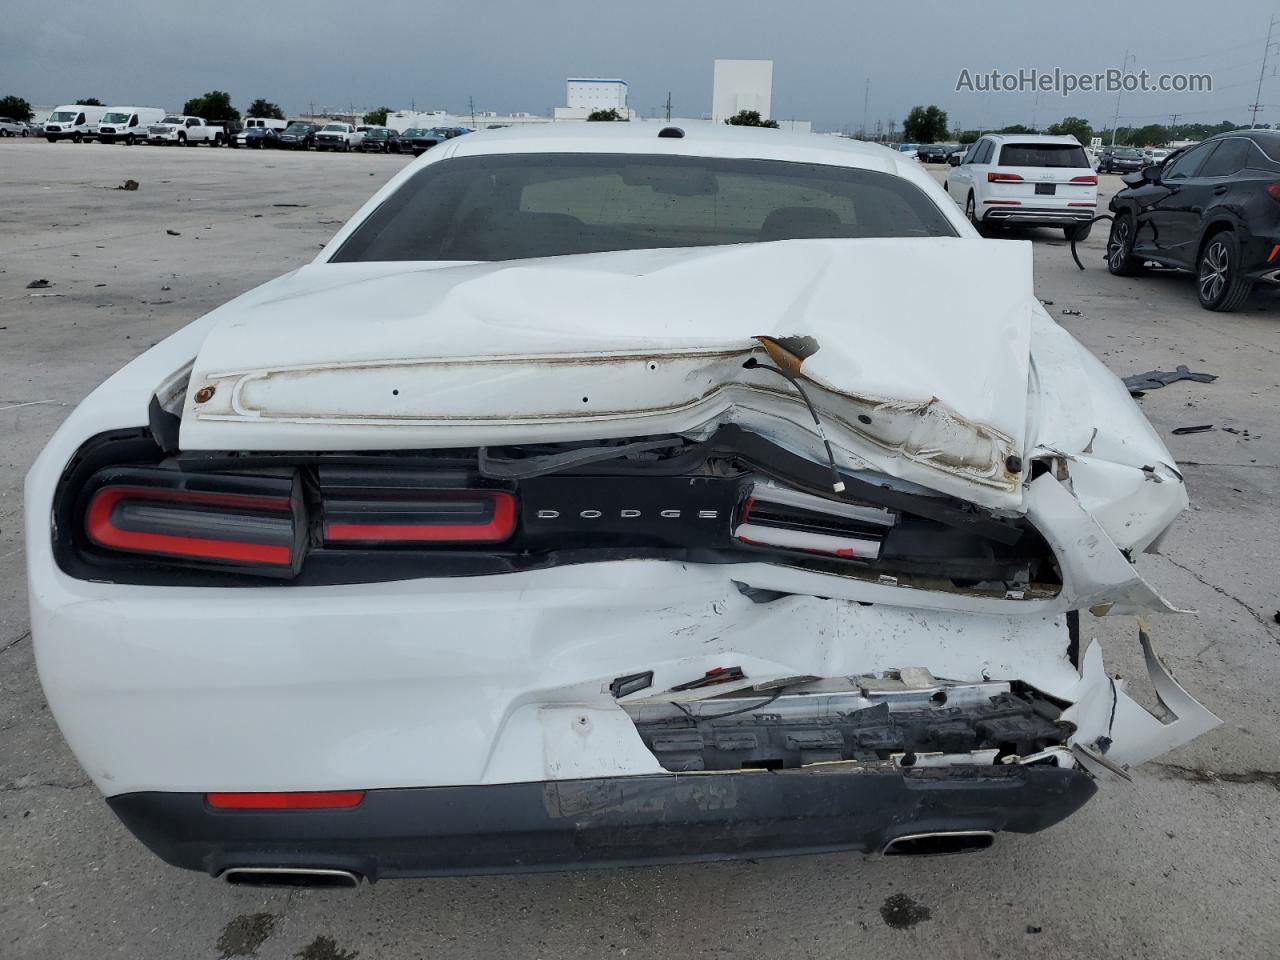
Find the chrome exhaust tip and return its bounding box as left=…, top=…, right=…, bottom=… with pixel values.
left=881, top=830, right=995, bottom=857
left=220, top=866, right=362, bottom=888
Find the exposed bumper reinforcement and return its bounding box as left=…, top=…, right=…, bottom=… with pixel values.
left=108, top=766, right=1095, bottom=880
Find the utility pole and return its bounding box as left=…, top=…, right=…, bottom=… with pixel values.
left=1110, top=49, right=1136, bottom=146
left=665, top=91, right=672, bottom=121
left=1168, top=113, right=1180, bottom=143
left=1251, top=13, right=1280, bottom=127
left=469, top=95, right=476, bottom=127
left=862, top=77, right=869, bottom=139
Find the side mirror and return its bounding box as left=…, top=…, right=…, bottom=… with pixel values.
left=1141, top=165, right=1161, bottom=183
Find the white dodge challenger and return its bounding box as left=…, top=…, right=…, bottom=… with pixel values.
left=25, top=123, right=1217, bottom=886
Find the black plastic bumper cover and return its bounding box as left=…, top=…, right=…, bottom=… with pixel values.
left=108, top=766, right=1096, bottom=880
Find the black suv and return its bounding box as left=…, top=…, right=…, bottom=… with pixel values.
left=1106, top=130, right=1280, bottom=311
left=278, top=122, right=320, bottom=150
left=1100, top=146, right=1145, bottom=173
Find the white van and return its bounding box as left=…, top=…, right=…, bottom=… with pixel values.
left=97, top=107, right=167, bottom=145
left=43, top=104, right=109, bottom=142
left=243, top=117, right=288, bottom=131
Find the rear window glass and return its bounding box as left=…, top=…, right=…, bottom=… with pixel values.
left=998, top=143, right=1090, bottom=167
left=332, top=153, right=958, bottom=263
left=1250, top=135, right=1280, bottom=163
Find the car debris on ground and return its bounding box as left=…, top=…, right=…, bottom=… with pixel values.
left=1122, top=366, right=1218, bottom=395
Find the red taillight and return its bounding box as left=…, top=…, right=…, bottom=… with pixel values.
left=206, top=791, right=365, bottom=810
left=1269, top=243, right=1280, bottom=263
left=324, top=490, right=516, bottom=544
left=83, top=468, right=301, bottom=573
left=988, top=172, right=1024, bottom=182
left=1267, top=184, right=1280, bottom=203
left=1069, top=175, right=1098, bottom=185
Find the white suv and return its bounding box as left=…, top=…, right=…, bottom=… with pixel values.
left=944, top=134, right=1098, bottom=239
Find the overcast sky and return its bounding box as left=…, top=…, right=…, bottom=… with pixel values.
left=4, top=0, right=1278, bottom=132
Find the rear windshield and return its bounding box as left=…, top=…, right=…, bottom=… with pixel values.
left=331, top=153, right=957, bottom=263
left=1252, top=135, right=1280, bottom=163
left=998, top=143, right=1090, bottom=167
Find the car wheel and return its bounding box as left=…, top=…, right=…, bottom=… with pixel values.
left=1197, top=231, right=1253, bottom=312
left=1106, top=213, right=1143, bottom=276
left=73, top=133, right=82, bottom=143
left=965, top=193, right=986, bottom=236
left=1064, top=223, right=1092, bottom=242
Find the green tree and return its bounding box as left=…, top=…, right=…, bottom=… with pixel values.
left=0, top=95, right=33, bottom=122
left=954, top=129, right=984, bottom=144
left=724, top=109, right=779, bottom=128
left=363, top=106, right=391, bottom=126
left=903, top=105, right=949, bottom=142
left=183, top=91, right=239, bottom=122
left=246, top=99, right=285, bottom=120
left=75, top=97, right=104, bottom=106
left=1130, top=124, right=1170, bottom=146
left=587, top=107, right=627, bottom=121
left=1046, top=116, right=1093, bottom=144
left=997, top=123, right=1037, bottom=135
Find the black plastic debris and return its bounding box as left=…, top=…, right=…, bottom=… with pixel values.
left=165, top=229, right=180, bottom=236
left=115, top=179, right=139, bottom=191
left=1123, top=366, right=1217, bottom=395
left=1171, top=424, right=1214, bottom=435
left=26, top=279, right=51, bottom=289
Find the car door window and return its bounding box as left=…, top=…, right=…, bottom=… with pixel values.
left=1162, top=143, right=1216, bottom=181
left=1197, top=138, right=1250, bottom=178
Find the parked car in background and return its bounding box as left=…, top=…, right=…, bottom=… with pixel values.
left=945, top=133, right=1097, bottom=239
left=396, top=127, right=436, bottom=156
left=1099, top=146, right=1145, bottom=174
left=1107, top=129, right=1280, bottom=311
left=0, top=116, right=32, bottom=136
left=96, top=107, right=167, bottom=145
left=399, top=126, right=469, bottom=155
left=947, top=143, right=971, bottom=166
left=24, top=124, right=1214, bottom=884
left=43, top=104, right=109, bottom=142
left=917, top=143, right=955, bottom=163
left=315, top=122, right=363, bottom=151
left=277, top=122, right=319, bottom=150
left=359, top=127, right=400, bottom=153
left=243, top=117, right=288, bottom=134
left=148, top=115, right=225, bottom=146
left=1143, top=147, right=1171, bottom=165
left=235, top=125, right=280, bottom=149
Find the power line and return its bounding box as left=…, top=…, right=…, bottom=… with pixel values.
left=1251, top=13, right=1280, bottom=127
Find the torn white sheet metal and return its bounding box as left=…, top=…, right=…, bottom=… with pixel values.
left=179, top=238, right=1035, bottom=507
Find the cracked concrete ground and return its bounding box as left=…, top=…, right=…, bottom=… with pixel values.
left=1, top=142, right=1278, bottom=960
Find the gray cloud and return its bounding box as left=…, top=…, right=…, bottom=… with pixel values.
left=2, top=0, right=1274, bottom=131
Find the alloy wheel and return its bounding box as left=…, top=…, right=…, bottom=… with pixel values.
left=1108, top=219, right=1131, bottom=271
left=1199, top=240, right=1229, bottom=304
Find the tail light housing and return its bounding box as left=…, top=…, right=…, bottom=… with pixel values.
left=1266, top=184, right=1280, bottom=203
left=988, top=172, right=1024, bottom=182
left=1069, top=175, right=1098, bottom=185
left=81, top=466, right=304, bottom=576
left=318, top=466, right=516, bottom=545
left=734, top=482, right=895, bottom=561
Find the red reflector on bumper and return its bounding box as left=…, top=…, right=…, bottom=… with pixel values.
left=206, top=791, right=365, bottom=810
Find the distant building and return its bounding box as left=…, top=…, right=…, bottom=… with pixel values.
left=384, top=109, right=553, bottom=132
left=554, top=78, right=635, bottom=121
left=712, top=59, right=773, bottom=123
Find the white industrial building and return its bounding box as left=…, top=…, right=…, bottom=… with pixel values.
left=554, top=78, right=635, bottom=121
left=712, top=59, right=774, bottom=123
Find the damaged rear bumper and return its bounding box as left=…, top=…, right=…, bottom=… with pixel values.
left=109, top=766, right=1096, bottom=879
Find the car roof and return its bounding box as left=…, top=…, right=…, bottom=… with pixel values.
left=444, top=121, right=919, bottom=179
left=985, top=133, right=1082, bottom=145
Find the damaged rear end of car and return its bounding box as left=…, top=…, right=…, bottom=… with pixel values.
left=26, top=129, right=1218, bottom=884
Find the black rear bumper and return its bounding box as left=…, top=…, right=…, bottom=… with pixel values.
left=108, top=766, right=1095, bottom=881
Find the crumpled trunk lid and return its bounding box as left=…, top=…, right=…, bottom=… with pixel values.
left=180, top=238, right=1035, bottom=509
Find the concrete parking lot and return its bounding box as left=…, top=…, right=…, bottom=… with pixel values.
left=1, top=140, right=1278, bottom=960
